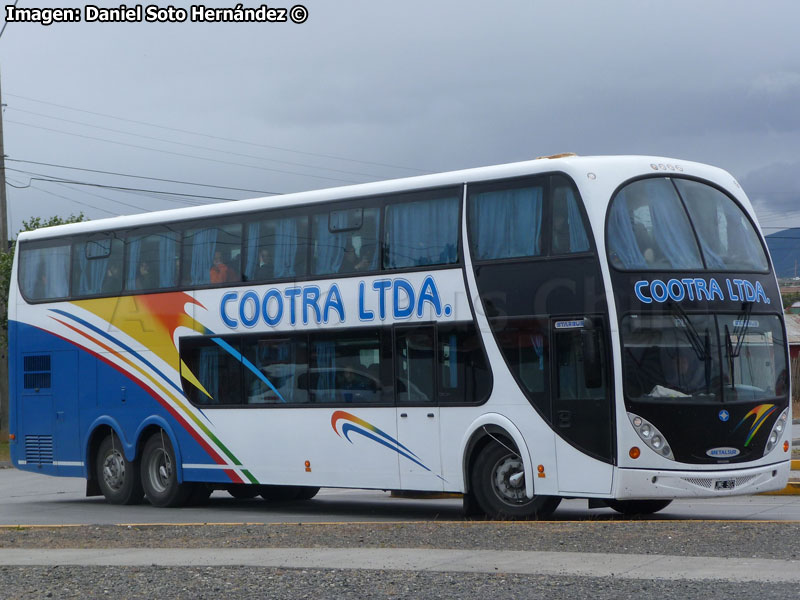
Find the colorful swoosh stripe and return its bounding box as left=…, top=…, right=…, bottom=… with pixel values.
left=733, top=403, right=777, bottom=447
left=331, top=410, right=430, bottom=472
left=39, top=293, right=257, bottom=484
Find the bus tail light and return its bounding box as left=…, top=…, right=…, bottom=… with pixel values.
left=628, top=413, right=675, bottom=461
left=764, top=408, right=789, bottom=455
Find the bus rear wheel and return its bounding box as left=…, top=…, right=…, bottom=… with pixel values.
left=140, top=433, right=192, bottom=508
left=96, top=434, right=144, bottom=505
left=605, top=499, right=672, bottom=515
left=471, top=442, right=561, bottom=520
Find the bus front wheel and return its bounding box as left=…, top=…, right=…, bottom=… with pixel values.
left=471, top=442, right=561, bottom=520
left=140, top=433, right=192, bottom=508
left=605, top=499, right=672, bottom=515
left=96, top=434, right=144, bottom=505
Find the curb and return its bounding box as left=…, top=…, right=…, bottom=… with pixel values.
left=761, top=482, right=800, bottom=496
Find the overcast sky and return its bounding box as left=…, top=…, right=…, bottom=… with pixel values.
left=1, top=0, right=799, bottom=236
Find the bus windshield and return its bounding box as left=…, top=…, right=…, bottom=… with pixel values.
left=607, top=177, right=768, bottom=272
left=621, top=313, right=787, bottom=402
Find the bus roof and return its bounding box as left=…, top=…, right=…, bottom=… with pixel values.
left=17, top=154, right=735, bottom=242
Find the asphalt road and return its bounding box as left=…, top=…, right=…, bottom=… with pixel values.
left=3, top=466, right=800, bottom=525
left=5, top=467, right=800, bottom=599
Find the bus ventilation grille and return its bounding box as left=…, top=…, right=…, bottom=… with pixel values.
left=25, top=435, right=54, bottom=464
left=682, top=474, right=758, bottom=490
left=23, top=355, right=51, bottom=390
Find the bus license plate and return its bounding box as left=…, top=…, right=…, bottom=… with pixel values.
left=715, top=479, right=735, bottom=491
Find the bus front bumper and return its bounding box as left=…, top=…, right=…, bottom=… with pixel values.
left=614, top=460, right=790, bottom=499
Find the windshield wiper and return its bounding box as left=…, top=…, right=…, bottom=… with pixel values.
left=731, top=301, right=753, bottom=359
left=725, top=301, right=753, bottom=392
left=670, top=302, right=706, bottom=361
left=669, top=303, right=712, bottom=395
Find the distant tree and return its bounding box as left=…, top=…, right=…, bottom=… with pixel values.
left=1, top=213, right=85, bottom=436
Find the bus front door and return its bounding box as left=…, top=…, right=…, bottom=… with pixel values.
left=551, top=318, right=614, bottom=494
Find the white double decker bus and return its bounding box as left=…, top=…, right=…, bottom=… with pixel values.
left=8, top=155, right=791, bottom=518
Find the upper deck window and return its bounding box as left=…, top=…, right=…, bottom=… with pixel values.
left=607, top=177, right=768, bottom=272
left=607, top=178, right=703, bottom=270
left=469, top=183, right=544, bottom=260
left=19, top=243, right=71, bottom=301
left=673, top=179, right=768, bottom=272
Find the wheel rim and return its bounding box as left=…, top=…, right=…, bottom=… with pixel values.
left=491, top=454, right=527, bottom=505
left=102, top=450, right=126, bottom=492
left=146, top=447, right=172, bottom=494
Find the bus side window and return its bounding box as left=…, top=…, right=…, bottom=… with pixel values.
left=241, top=337, right=308, bottom=404
left=384, top=196, right=459, bottom=269
left=438, top=323, right=492, bottom=404
left=551, top=183, right=590, bottom=254
left=468, top=181, right=545, bottom=261
left=181, top=223, right=243, bottom=287
left=243, top=215, right=309, bottom=282
left=311, top=207, right=380, bottom=276
left=72, top=236, right=124, bottom=297
left=19, top=243, right=71, bottom=301
left=395, top=326, right=435, bottom=404
left=125, top=229, right=180, bottom=292
left=180, top=337, right=243, bottom=406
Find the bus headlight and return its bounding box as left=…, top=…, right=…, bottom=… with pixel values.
left=764, top=408, right=789, bottom=455
left=628, top=413, right=675, bottom=461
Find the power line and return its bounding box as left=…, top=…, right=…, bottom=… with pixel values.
left=5, top=167, right=244, bottom=202
left=7, top=106, right=387, bottom=180
left=29, top=182, right=120, bottom=217
left=6, top=158, right=282, bottom=195
left=5, top=119, right=362, bottom=184
left=6, top=92, right=429, bottom=173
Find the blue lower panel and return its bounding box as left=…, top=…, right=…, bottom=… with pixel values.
left=10, top=320, right=230, bottom=483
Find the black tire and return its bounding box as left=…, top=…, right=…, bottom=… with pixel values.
left=471, top=442, right=561, bottom=520
left=294, top=486, right=320, bottom=501
left=260, top=485, right=301, bottom=502
left=96, top=434, right=144, bottom=505
left=605, top=499, right=672, bottom=516
left=227, top=484, right=260, bottom=499
left=140, top=432, right=192, bottom=507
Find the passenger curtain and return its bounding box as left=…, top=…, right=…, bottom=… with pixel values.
left=312, top=216, right=344, bottom=275
left=244, top=222, right=260, bottom=281
left=189, top=228, right=218, bottom=285
left=76, top=249, right=108, bottom=296
left=313, top=341, right=336, bottom=402
left=158, top=232, right=178, bottom=288
left=607, top=192, right=647, bottom=269
left=274, top=217, right=299, bottom=278
left=646, top=180, right=702, bottom=269
left=385, top=197, right=459, bottom=268
left=564, top=188, right=590, bottom=252
left=470, top=188, right=542, bottom=260
left=125, top=238, right=142, bottom=289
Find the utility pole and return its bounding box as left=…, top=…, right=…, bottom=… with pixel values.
left=0, top=70, right=8, bottom=438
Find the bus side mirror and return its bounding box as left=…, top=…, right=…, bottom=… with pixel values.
left=582, top=318, right=603, bottom=389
